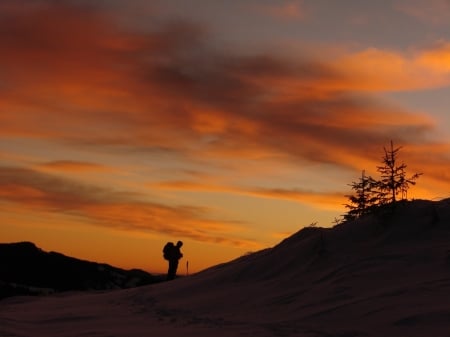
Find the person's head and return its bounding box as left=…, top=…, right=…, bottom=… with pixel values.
left=176, top=240, right=183, bottom=247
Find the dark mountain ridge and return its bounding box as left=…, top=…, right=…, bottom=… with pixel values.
left=0, top=241, right=163, bottom=300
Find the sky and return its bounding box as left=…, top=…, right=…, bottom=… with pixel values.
left=1, top=0, right=450, bottom=274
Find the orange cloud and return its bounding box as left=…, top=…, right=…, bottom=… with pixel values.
left=331, top=47, right=450, bottom=91
left=1, top=0, right=449, bottom=215
left=153, top=180, right=345, bottom=210
left=0, top=2, right=437, bottom=143
left=417, top=41, right=450, bottom=72
left=0, top=167, right=255, bottom=247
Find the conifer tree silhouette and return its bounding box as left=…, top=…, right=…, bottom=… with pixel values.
left=344, top=170, right=378, bottom=220
left=376, top=140, right=422, bottom=204
left=343, top=140, right=422, bottom=221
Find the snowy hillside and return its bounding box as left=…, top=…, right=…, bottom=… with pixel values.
left=1, top=198, right=450, bottom=337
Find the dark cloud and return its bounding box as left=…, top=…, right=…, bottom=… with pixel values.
left=37, top=160, right=113, bottom=172
left=0, top=166, right=124, bottom=208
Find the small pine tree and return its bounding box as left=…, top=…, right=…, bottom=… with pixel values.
left=344, top=170, right=379, bottom=220
left=376, top=140, right=422, bottom=204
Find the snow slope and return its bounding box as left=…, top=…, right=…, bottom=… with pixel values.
left=1, top=199, right=450, bottom=337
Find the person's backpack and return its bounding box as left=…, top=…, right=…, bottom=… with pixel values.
left=163, top=242, right=174, bottom=260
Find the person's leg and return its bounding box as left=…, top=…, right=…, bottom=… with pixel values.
left=173, top=260, right=179, bottom=278
left=167, top=260, right=175, bottom=280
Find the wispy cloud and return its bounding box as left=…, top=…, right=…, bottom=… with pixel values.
left=153, top=180, right=344, bottom=210
left=37, top=160, right=114, bottom=172
left=0, top=167, right=256, bottom=247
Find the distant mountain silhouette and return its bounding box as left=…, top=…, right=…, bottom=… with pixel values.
left=0, top=242, right=163, bottom=300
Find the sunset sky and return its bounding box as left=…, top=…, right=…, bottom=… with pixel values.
left=1, top=0, right=450, bottom=274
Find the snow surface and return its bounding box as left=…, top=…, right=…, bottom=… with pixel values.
left=1, top=199, right=450, bottom=337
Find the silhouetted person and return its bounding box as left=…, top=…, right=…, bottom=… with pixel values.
left=163, top=240, right=183, bottom=280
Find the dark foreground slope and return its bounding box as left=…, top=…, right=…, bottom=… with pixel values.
left=142, top=198, right=450, bottom=336
left=0, top=242, right=162, bottom=299
left=1, top=199, right=450, bottom=337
